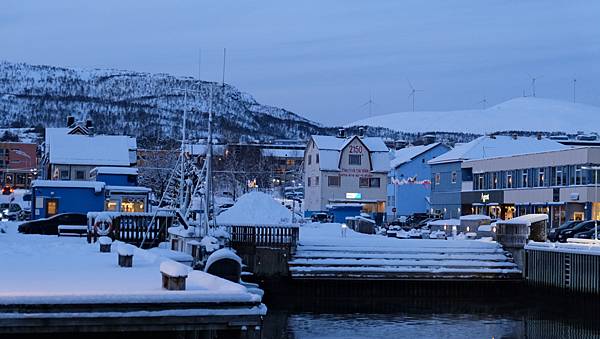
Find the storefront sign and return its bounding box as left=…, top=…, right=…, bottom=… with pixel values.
left=346, top=192, right=362, bottom=199
left=340, top=168, right=372, bottom=177
left=461, top=191, right=504, bottom=205
left=481, top=193, right=490, bottom=202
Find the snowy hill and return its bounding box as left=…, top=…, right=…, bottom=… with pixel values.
left=0, top=61, right=332, bottom=145
left=347, top=97, right=600, bottom=134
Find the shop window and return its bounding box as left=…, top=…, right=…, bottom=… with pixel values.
left=60, top=170, right=69, bottom=180
left=349, top=154, right=362, bottom=165
left=120, top=197, right=145, bottom=213
left=370, top=177, right=380, bottom=188
left=328, top=175, right=341, bottom=187
left=539, top=168, right=545, bottom=186
left=359, top=177, right=370, bottom=188
left=105, top=199, right=118, bottom=212
left=522, top=171, right=528, bottom=187
left=477, top=175, right=484, bottom=190
left=507, top=174, right=513, bottom=188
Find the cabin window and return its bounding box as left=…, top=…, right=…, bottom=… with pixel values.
left=46, top=199, right=58, bottom=217
left=105, top=199, right=118, bottom=212
left=328, top=175, right=341, bottom=187
left=434, top=173, right=441, bottom=185
left=349, top=154, right=362, bottom=165
left=120, top=197, right=145, bottom=213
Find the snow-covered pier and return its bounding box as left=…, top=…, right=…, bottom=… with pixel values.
left=0, top=223, right=265, bottom=336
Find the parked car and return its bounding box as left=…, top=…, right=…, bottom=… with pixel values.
left=574, top=225, right=600, bottom=240
left=558, top=220, right=598, bottom=242
left=547, top=220, right=582, bottom=242
left=1, top=186, right=14, bottom=195
left=1, top=204, right=22, bottom=221
left=18, top=213, right=88, bottom=235
left=311, top=212, right=333, bottom=223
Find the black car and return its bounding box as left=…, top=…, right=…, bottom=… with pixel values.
left=558, top=220, right=599, bottom=242
left=547, top=220, right=581, bottom=242
left=18, top=213, right=87, bottom=235
left=574, top=226, right=600, bottom=240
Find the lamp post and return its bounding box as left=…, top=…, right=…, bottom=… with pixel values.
left=582, top=166, right=600, bottom=242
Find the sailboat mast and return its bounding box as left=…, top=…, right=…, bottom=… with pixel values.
left=180, top=90, right=187, bottom=208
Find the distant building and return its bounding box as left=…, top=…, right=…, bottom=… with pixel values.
left=42, top=121, right=137, bottom=181
left=303, top=133, right=389, bottom=223
left=0, top=141, right=38, bottom=189
left=428, top=135, right=568, bottom=219
left=387, top=142, right=451, bottom=219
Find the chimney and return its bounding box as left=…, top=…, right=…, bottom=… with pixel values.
left=337, top=128, right=347, bottom=139
left=85, top=119, right=93, bottom=129
left=536, top=133, right=542, bottom=140
left=67, top=116, right=75, bottom=127
left=358, top=127, right=365, bottom=137
left=512, top=133, right=518, bottom=140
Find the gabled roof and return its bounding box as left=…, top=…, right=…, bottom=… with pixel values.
left=309, top=135, right=389, bottom=172
left=390, top=143, right=445, bottom=169
left=428, top=135, right=568, bottom=165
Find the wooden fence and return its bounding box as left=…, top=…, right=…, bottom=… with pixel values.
left=88, top=212, right=174, bottom=248
left=526, top=249, right=600, bottom=295
left=223, top=224, right=300, bottom=252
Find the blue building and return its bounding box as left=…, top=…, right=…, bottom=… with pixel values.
left=31, top=167, right=150, bottom=219
left=387, top=143, right=450, bottom=220
left=428, top=135, right=567, bottom=219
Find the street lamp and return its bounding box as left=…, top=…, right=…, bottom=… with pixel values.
left=582, top=166, right=600, bottom=243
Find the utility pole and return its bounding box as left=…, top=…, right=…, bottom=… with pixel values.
left=573, top=78, right=577, bottom=103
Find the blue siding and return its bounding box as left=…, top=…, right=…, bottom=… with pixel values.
left=32, top=186, right=105, bottom=219
left=429, top=161, right=463, bottom=218
left=387, top=144, right=451, bottom=218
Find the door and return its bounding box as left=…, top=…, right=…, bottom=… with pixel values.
left=45, top=198, right=59, bottom=218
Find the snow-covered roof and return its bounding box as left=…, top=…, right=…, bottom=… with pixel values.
left=32, top=180, right=105, bottom=192
left=459, top=214, right=492, bottom=221
left=429, top=135, right=567, bottom=165
left=91, top=167, right=138, bottom=176
left=498, top=214, right=548, bottom=226
left=261, top=148, right=304, bottom=158
left=310, top=135, right=390, bottom=172
left=105, top=185, right=151, bottom=193
left=427, top=218, right=461, bottom=226
left=390, top=143, right=442, bottom=169
left=185, top=144, right=225, bottom=156
left=47, top=132, right=136, bottom=166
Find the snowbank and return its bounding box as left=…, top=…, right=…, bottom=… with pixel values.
left=117, top=244, right=134, bottom=256
left=200, top=236, right=220, bottom=253
left=216, top=191, right=292, bottom=225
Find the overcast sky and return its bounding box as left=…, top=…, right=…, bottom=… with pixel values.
left=2, top=1, right=599, bottom=125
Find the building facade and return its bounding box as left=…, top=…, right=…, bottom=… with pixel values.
left=462, top=147, right=600, bottom=227
left=304, top=134, right=389, bottom=223
left=387, top=143, right=450, bottom=219
left=429, top=135, right=568, bottom=219
left=0, top=142, right=38, bottom=189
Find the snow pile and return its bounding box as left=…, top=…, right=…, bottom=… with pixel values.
left=205, top=248, right=242, bottom=272
left=98, top=236, right=112, bottom=245
left=160, top=261, right=190, bottom=277
left=200, top=236, right=220, bottom=253
left=117, top=244, right=134, bottom=256
left=216, top=191, right=292, bottom=225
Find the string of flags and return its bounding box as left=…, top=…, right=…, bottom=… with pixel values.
left=391, top=176, right=431, bottom=186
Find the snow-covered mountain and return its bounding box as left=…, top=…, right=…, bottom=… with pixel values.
left=348, top=97, right=600, bottom=134
left=0, top=61, right=332, bottom=146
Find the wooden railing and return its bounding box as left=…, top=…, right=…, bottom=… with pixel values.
left=87, top=212, right=174, bottom=248
left=221, top=224, right=300, bottom=252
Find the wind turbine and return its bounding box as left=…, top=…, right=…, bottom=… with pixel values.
left=528, top=73, right=543, bottom=97
left=407, top=80, right=424, bottom=112
left=360, top=91, right=376, bottom=117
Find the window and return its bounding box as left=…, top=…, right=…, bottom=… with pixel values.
left=60, top=170, right=69, bottom=180
left=349, top=154, right=362, bottom=165
left=539, top=168, right=545, bottom=187
left=75, top=170, right=85, bottom=180
left=316, top=154, right=319, bottom=163
left=522, top=171, right=528, bottom=187
left=105, top=199, right=118, bottom=211
left=507, top=173, right=513, bottom=188
left=492, top=172, right=498, bottom=189
left=307, top=177, right=311, bottom=187
left=359, top=177, right=370, bottom=187
left=556, top=167, right=563, bottom=186
left=315, top=176, right=319, bottom=186
left=328, top=175, right=341, bottom=187
left=477, top=175, right=484, bottom=190
left=576, top=165, right=582, bottom=185
left=434, top=173, right=441, bottom=185
left=46, top=199, right=58, bottom=217
left=451, top=171, right=457, bottom=184
left=370, top=177, right=380, bottom=187
left=308, top=155, right=312, bottom=165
